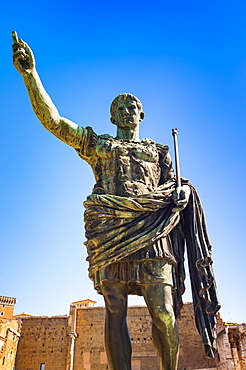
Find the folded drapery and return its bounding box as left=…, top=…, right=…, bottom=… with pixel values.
left=84, top=179, right=220, bottom=358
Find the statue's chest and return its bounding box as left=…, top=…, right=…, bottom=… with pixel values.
left=95, top=137, right=159, bottom=164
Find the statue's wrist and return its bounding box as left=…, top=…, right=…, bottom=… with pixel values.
left=23, top=68, right=37, bottom=81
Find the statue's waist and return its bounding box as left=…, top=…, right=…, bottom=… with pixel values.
left=92, top=179, right=159, bottom=196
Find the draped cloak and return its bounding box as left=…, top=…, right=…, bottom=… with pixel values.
left=84, top=178, right=220, bottom=358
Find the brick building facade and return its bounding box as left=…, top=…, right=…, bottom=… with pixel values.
left=12, top=301, right=219, bottom=370
left=0, top=297, right=16, bottom=321
left=0, top=297, right=20, bottom=370
left=1, top=296, right=245, bottom=369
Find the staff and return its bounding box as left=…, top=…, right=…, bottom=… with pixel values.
left=172, top=128, right=181, bottom=190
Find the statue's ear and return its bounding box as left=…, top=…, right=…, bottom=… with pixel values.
left=140, top=112, right=145, bottom=121
left=110, top=117, right=116, bottom=125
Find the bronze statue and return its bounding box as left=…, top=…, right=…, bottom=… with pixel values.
left=12, top=31, right=220, bottom=370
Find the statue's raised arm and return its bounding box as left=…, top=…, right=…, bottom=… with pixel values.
left=12, top=31, right=85, bottom=149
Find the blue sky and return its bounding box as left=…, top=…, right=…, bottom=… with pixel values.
left=1, top=1, right=246, bottom=324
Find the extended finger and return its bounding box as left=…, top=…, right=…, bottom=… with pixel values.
left=12, top=31, right=19, bottom=44
left=12, top=34, right=26, bottom=52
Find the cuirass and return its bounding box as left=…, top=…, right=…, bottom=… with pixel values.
left=91, top=136, right=161, bottom=196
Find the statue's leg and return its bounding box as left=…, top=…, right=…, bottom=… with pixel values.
left=141, top=284, right=179, bottom=370
left=101, top=281, right=132, bottom=370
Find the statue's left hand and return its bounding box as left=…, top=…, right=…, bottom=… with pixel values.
left=172, top=185, right=190, bottom=212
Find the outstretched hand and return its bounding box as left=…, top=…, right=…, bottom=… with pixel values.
left=172, top=185, right=190, bottom=212
left=12, top=31, right=35, bottom=76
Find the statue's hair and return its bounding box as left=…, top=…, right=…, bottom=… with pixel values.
left=110, top=93, right=143, bottom=116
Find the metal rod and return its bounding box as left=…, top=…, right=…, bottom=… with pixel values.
left=172, top=128, right=181, bottom=188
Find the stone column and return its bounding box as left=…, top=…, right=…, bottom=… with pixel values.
left=237, top=326, right=246, bottom=370
left=228, top=330, right=240, bottom=370
left=240, top=330, right=246, bottom=368
left=66, top=305, right=77, bottom=370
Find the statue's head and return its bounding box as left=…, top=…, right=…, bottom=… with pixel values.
left=110, top=93, right=145, bottom=128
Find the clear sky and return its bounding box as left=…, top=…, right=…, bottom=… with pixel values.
left=1, top=1, right=246, bottom=324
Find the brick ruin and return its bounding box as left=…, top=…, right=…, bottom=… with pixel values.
left=1, top=296, right=246, bottom=369
left=0, top=296, right=20, bottom=370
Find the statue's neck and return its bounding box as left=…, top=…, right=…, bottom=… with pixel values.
left=116, top=127, right=140, bottom=141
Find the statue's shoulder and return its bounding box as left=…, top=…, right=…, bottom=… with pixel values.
left=142, top=138, right=155, bottom=145
left=75, top=126, right=98, bottom=161
left=142, top=138, right=166, bottom=147
left=155, top=142, right=170, bottom=155
left=141, top=139, right=169, bottom=155
left=83, top=126, right=99, bottom=147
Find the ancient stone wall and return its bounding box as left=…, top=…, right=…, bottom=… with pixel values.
left=72, top=302, right=216, bottom=370
left=177, top=303, right=217, bottom=369
left=73, top=306, right=105, bottom=370
left=14, top=316, right=69, bottom=370
left=128, top=306, right=159, bottom=370
left=12, top=302, right=246, bottom=370
left=73, top=306, right=158, bottom=370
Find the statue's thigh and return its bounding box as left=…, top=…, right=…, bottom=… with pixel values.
left=139, top=259, right=173, bottom=286
left=101, top=281, right=128, bottom=313
left=141, top=283, right=174, bottom=318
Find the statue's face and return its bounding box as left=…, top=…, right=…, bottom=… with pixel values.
left=112, top=100, right=143, bottom=129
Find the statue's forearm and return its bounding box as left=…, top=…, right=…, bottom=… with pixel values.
left=23, top=69, right=60, bottom=129
left=22, top=69, right=85, bottom=148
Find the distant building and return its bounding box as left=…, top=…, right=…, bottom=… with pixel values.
left=0, top=297, right=16, bottom=320
left=216, top=313, right=246, bottom=369
left=0, top=296, right=20, bottom=370
left=13, top=312, right=37, bottom=319
left=1, top=296, right=245, bottom=369
left=71, top=299, right=96, bottom=309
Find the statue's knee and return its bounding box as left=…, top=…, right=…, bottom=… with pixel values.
left=152, top=304, right=174, bottom=328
